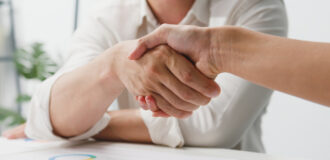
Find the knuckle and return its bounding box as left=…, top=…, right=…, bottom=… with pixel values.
left=155, top=45, right=171, bottom=57
left=181, top=91, right=193, bottom=101
left=146, top=65, right=159, bottom=77
left=150, top=49, right=165, bottom=60
left=181, top=70, right=193, bottom=83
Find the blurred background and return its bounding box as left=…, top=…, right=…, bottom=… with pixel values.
left=0, top=0, right=329, bottom=159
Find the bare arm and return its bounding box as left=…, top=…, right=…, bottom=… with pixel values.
left=93, top=109, right=152, bottom=143
left=50, top=46, right=125, bottom=137
left=222, top=27, right=330, bottom=106
left=3, top=110, right=151, bottom=143
left=131, top=25, right=330, bottom=107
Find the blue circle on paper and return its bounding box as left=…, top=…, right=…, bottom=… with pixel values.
left=49, top=154, right=96, bottom=160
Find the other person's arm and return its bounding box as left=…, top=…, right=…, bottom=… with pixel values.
left=130, top=25, right=330, bottom=107
left=130, top=0, right=286, bottom=149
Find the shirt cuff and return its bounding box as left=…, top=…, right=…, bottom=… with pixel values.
left=140, top=108, right=184, bottom=148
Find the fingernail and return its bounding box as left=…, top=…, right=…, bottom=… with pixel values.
left=146, top=96, right=156, bottom=111
left=141, top=96, right=149, bottom=109
left=138, top=96, right=148, bottom=110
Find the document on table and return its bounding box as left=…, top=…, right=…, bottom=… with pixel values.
left=0, top=137, right=84, bottom=155
left=1, top=138, right=236, bottom=160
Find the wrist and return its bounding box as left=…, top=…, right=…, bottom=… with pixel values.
left=207, top=26, right=235, bottom=74
left=209, top=26, right=254, bottom=74
left=95, top=47, right=125, bottom=95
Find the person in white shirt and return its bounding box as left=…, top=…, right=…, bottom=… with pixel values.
left=3, top=0, right=288, bottom=152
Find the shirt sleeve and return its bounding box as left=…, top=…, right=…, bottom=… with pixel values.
left=140, top=0, right=288, bottom=148
left=25, top=14, right=117, bottom=141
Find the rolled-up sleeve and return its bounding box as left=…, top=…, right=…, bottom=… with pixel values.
left=140, top=0, right=288, bottom=148
left=25, top=14, right=117, bottom=141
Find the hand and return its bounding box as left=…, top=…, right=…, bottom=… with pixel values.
left=111, top=41, right=220, bottom=118
left=2, top=123, right=27, bottom=139
left=129, top=24, right=229, bottom=78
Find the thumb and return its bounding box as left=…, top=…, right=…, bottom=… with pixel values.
left=128, top=25, right=170, bottom=60
left=128, top=40, right=148, bottom=60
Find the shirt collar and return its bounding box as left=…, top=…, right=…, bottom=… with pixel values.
left=139, top=0, right=210, bottom=27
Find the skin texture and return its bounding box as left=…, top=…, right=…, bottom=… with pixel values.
left=130, top=25, right=330, bottom=108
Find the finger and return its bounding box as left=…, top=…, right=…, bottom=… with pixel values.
left=129, top=25, right=171, bottom=60
left=145, top=95, right=159, bottom=111
left=151, top=93, right=192, bottom=119
left=146, top=96, right=170, bottom=117
left=152, top=110, right=170, bottom=118
left=158, top=66, right=211, bottom=106
left=153, top=81, right=199, bottom=112
left=167, top=52, right=221, bottom=98
left=138, top=96, right=149, bottom=110
left=2, top=124, right=27, bottom=139
left=128, top=40, right=148, bottom=60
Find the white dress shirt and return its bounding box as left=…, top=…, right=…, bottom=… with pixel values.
left=25, top=0, right=288, bottom=152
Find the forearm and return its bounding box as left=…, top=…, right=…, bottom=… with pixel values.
left=219, top=27, right=330, bottom=106
left=50, top=49, right=124, bottom=137
left=93, top=109, right=152, bottom=143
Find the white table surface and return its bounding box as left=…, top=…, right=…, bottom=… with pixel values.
left=0, top=138, right=306, bottom=160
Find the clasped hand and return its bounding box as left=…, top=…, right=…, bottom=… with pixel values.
left=111, top=40, right=220, bottom=118
left=128, top=24, right=229, bottom=117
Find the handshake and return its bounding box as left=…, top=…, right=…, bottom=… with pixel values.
left=113, top=24, right=233, bottom=118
